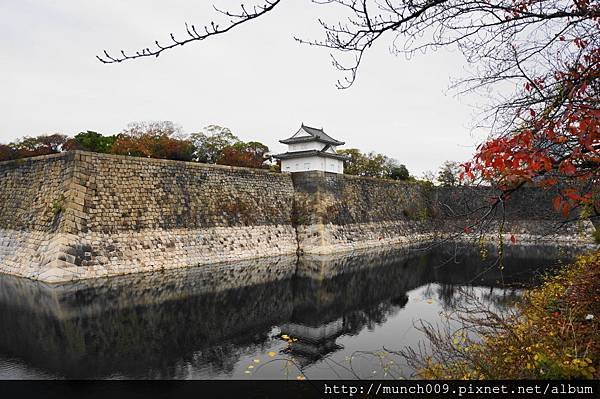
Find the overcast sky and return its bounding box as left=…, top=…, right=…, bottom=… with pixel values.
left=1, top=0, right=491, bottom=176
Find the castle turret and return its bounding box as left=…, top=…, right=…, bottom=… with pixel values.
left=275, top=124, right=348, bottom=174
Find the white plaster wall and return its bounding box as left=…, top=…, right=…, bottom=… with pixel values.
left=327, top=158, right=344, bottom=173
left=288, top=143, right=341, bottom=153
left=288, top=142, right=326, bottom=152
left=281, top=156, right=344, bottom=173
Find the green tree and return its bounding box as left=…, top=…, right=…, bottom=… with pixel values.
left=337, top=148, right=367, bottom=176
left=363, top=152, right=390, bottom=178
left=437, top=161, right=461, bottom=187
left=64, top=131, right=117, bottom=153
left=389, top=164, right=410, bottom=181
left=339, top=148, right=410, bottom=180
left=189, top=125, right=240, bottom=163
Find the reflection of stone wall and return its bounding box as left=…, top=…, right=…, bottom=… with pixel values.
left=0, top=277, right=296, bottom=378
left=0, top=255, right=298, bottom=320
left=0, top=244, right=578, bottom=378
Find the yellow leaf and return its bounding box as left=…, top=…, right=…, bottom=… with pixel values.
left=281, top=334, right=290, bottom=340
left=268, top=351, right=277, bottom=357
left=253, top=359, right=260, bottom=363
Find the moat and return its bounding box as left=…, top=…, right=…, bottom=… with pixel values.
left=0, top=243, right=580, bottom=379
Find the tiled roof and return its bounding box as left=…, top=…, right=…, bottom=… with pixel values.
left=273, top=150, right=349, bottom=161
left=280, top=124, right=345, bottom=146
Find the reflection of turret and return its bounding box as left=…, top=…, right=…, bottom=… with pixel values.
left=279, top=319, right=348, bottom=367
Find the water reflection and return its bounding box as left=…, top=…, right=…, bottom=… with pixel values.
left=0, top=244, right=579, bottom=379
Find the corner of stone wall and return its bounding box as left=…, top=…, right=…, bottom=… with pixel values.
left=34, top=152, right=88, bottom=283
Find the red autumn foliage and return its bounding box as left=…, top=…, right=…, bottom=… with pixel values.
left=111, top=121, right=195, bottom=161
left=111, top=133, right=195, bottom=161
left=216, top=141, right=269, bottom=169
left=0, top=134, right=69, bottom=161
left=463, top=5, right=599, bottom=220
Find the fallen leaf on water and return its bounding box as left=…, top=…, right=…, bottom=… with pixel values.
left=253, top=359, right=260, bottom=363
left=268, top=351, right=277, bottom=357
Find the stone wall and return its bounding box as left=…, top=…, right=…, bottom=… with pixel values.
left=434, top=185, right=595, bottom=240
left=0, top=152, right=594, bottom=283
left=292, top=171, right=437, bottom=253
left=0, top=153, right=78, bottom=280
left=0, top=151, right=298, bottom=282
left=292, top=171, right=594, bottom=254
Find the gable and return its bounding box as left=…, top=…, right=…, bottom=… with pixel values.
left=291, top=127, right=312, bottom=138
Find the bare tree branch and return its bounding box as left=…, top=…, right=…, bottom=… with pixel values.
left=96, top=1, right=281, bottom=63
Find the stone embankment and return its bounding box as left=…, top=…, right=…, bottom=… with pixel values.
left=0, top=151, right=595, bottom=282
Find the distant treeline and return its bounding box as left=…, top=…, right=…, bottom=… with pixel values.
left=1, top=121, right=414, bottom=179
left=0, top=122, right=273, bottom=170
left=337, top=148, right=412, bottom=181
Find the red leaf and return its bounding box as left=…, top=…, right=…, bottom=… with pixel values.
left=560, top=160, right=577, bottom=176
left=553, top=195, right=562, bottom=211
left=510, top=234, right=516, bottom=244
left=561, top=202, right=571, bottom=218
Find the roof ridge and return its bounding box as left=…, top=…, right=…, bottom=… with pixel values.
left=302, top=124, right=324, bottom=132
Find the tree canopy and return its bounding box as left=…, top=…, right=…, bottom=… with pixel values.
left=338, top=148, right=412, bottom=180
left=64, top=131, right=117, bottom=153
left=189, top=125, right=239, bottom=164
left=0, top=122, right=272, bottom=170
left=437, top=161, right=462, bottom=187
left=217, top=141, right=270, bottom=168
left=111, top=122, right=195, bottom=161
left=0, top=134, right=68, bottom=161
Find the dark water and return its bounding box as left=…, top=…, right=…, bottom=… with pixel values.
left=0, top=244, right=579, bottom=380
